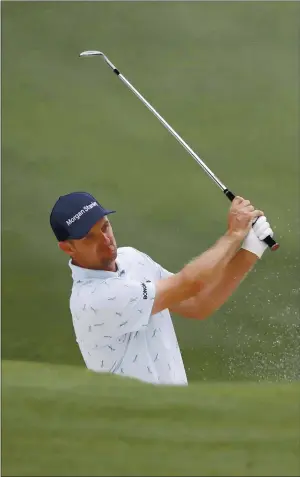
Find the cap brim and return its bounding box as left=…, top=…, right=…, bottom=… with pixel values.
left=68, top=209, right=116, bottom=240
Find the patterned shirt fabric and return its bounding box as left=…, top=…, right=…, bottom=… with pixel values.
left=69, top=247, right=188, bottom=385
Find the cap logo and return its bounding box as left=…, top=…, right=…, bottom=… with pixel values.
left=66, top=201, right=97, bottom=226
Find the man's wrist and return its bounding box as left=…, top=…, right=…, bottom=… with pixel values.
left=224, top=229, right=245, bottom=246
left=218, top=230, right=244, bottom=264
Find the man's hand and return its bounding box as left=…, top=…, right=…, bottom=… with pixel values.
left=242, top=216, right=274, bottom=258
left=227, top=196, right=264, bottom=241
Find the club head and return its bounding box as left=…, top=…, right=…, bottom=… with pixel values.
left=79, top=50, right=117, bottom=72
left=79, top=50, right=104, bottom=58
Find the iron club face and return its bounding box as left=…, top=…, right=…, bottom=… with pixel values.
left=79, top=51, right=104, bottom=57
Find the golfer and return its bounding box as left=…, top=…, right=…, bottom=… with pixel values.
left=50, top=192, right=273, bottom=385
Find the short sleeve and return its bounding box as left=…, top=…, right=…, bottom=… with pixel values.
left=77, top=277, right=156, bottom=340
left=158, top=266, right=174, bottom=280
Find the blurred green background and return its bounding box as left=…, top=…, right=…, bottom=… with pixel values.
left=2, top=1, right=300, bottom=382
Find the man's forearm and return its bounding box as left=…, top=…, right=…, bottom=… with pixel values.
left=192, top=248, right=258, bottom=318
left=170, top=248, right=258, bottom=319
left=180, top=231, right=242, bottom=286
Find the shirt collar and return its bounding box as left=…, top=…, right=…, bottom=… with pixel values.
left=69, top=256, right=125, bottom=281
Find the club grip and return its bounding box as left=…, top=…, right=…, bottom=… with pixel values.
left=223, top=189, right=280, bottom=251
left=224, top=189, right=236, bottom=202
left=262, top=234, right=280, bottom=251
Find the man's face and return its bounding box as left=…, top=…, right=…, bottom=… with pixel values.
left=60, top=217, right=117, bottom=270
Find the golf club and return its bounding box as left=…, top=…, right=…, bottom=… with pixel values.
left=79, top=50, right=279, bottom=251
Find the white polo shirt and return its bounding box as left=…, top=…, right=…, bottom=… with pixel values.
left=69, top=247, right=188, bottom=385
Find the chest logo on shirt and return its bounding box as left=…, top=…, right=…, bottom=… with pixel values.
left=141, top=282, right=148, bottom=299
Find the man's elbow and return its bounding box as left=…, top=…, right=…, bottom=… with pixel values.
left=190, top=304, right=220, bottom=321
left=185, top=309, right=213, bottom=320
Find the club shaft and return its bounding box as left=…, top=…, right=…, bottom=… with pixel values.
left=103, top=57, right=227, bottom=191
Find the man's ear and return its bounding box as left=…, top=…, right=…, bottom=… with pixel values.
left=58, top=240, right=73, bottom=256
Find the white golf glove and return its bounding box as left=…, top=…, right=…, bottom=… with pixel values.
left=242, top=216, right=274, bottom=258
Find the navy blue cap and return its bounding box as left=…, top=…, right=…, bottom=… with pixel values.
left=50, top=192, right=116, bottom=241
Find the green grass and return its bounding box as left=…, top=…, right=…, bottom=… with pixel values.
left=2, top=0, right=300, bottom=381
left=2, top=360, right=300, bottom=476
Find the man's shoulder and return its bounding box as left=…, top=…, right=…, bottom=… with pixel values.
left=117, top=246, right=158, bottom=268
left=118, top=248, right=173, bottom=280
left=117, top=246, right=138, bottom=257
left=117, top=246, right=143, bottom=258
